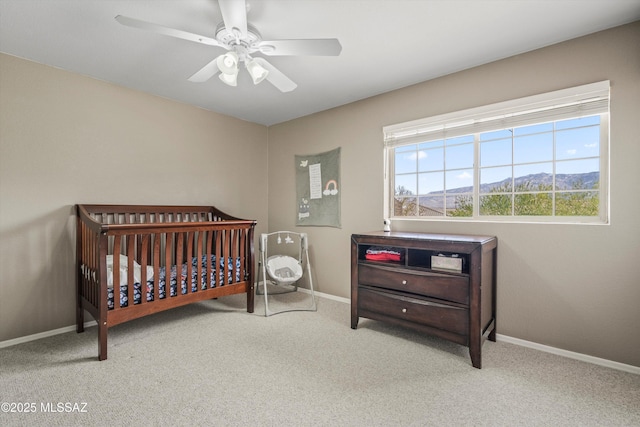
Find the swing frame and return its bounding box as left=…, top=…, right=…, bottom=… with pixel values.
left=257, top=231, right=317, bottom=316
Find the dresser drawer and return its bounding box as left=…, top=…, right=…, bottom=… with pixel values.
left=359, top=263, right=469, bottom=305
left=358, top=287, right=469, bottom=336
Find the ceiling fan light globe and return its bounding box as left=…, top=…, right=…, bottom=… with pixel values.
left=217, top=51, right=239, bottom=74
left=246, top=59, right=269, bottom=85
left=219, top=71, right=238, bottom=87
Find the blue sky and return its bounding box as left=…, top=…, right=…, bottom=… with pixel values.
left=395, top=115, right=600, bottom=195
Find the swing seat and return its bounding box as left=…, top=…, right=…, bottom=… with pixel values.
left=266, top=255, right=303, bottom=286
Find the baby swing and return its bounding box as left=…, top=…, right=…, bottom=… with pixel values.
left=257, top=231, right=316, bottom=316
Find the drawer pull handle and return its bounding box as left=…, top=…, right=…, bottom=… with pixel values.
left=401, top=280, right=407, bottom=285
left=402, top=308, right=407, bottom=313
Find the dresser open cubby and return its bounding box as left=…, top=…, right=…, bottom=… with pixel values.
left=356, top=244, right=471, bottom=273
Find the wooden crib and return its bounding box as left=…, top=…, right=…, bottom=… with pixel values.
left=76, top=204, right=256, bottom=360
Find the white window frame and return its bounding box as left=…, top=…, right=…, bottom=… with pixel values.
left=383, top=81, right=610, bottom=224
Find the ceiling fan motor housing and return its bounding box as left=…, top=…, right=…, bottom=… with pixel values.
left=215, top=22, right=267, bottom=61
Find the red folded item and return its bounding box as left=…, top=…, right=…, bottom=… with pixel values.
left=365, top=252, right=401, bottom=262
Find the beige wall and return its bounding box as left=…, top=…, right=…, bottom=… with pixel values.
left=268, top=22, right=640, bottom=367
left=0, top=53, right=269, bottom=342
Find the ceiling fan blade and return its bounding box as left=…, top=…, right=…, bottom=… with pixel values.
left=115, top=15, right=225, bottom=48
left=252, top=57, right=297, bottom=92
left=218, top=0, right=248, bottom=38
left=258, top=39, right=342, bottom=56
left=188, top=56, right=222, bottom=82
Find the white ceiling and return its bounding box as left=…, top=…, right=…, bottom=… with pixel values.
left=1, top=0, right=639, bottom=126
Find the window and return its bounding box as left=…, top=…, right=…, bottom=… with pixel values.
left=384, top=81, right=609, bottom=224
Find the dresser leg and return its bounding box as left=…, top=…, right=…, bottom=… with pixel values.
left=469, top=347, right=481, bottom=369
left=351, top=316, right=359, bottom=329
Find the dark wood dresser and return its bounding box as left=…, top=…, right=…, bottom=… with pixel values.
left=350, top=231, right=497, bottom=368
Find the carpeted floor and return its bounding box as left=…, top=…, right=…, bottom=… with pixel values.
left=1, top=291, right=639, bottom=426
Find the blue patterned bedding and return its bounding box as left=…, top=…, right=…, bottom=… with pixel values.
left=108, top=255, right=241, bottom=310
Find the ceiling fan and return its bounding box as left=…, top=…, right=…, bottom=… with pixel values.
left=115, top=0, right=342, bottom=92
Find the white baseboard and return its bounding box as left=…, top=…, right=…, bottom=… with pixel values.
left=2, top=293, right=637, bottom=375
left=0, top=320, right=97, bottom=350
left=308, top=288, right=350, bottom=304
left=495, top=334, right=640, bottom=375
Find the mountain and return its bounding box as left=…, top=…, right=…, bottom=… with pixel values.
left=435, top=171, right=600, bottom=195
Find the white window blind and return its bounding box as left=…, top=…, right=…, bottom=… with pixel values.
left=384, top=81, right=610, bottom=147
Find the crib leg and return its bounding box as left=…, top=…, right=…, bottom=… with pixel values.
left=247, top=283, right=255, bottom=313
left=76, top=305, right=84, bottom=333
left=98, top=322, right=108, bottom=361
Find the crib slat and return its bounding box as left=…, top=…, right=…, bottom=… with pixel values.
left=134, top=230, right=141, bottom=261
left=232, top=229, right=239, bottom=284
left=148, top=231, right=153, bottom=263
left=112, top=235, right=122, bottom=309
left=176, top=232, right=184, bottom=297
left=165, top=232, right=173, bottom=298
left=223, top=229, right=230, bottom=286
left=127, top=236, right=135, bottom=308
left=127, top=240, right=135, bottom=306
left=185, top=232, right=194, bottom=294
left=153, top=233, right=161, bottom=300
left=238, top=229, right=245, bottom=283
left=196, top=231, right=204, bottom=292
left=206, top=230, right=214, bottom=289
left=216, top=230, right=223, bottom=286
left=139, top=234, right=149, bottom=304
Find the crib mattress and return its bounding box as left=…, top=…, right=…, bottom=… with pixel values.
left=107, top=255, right=241, bottom=310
